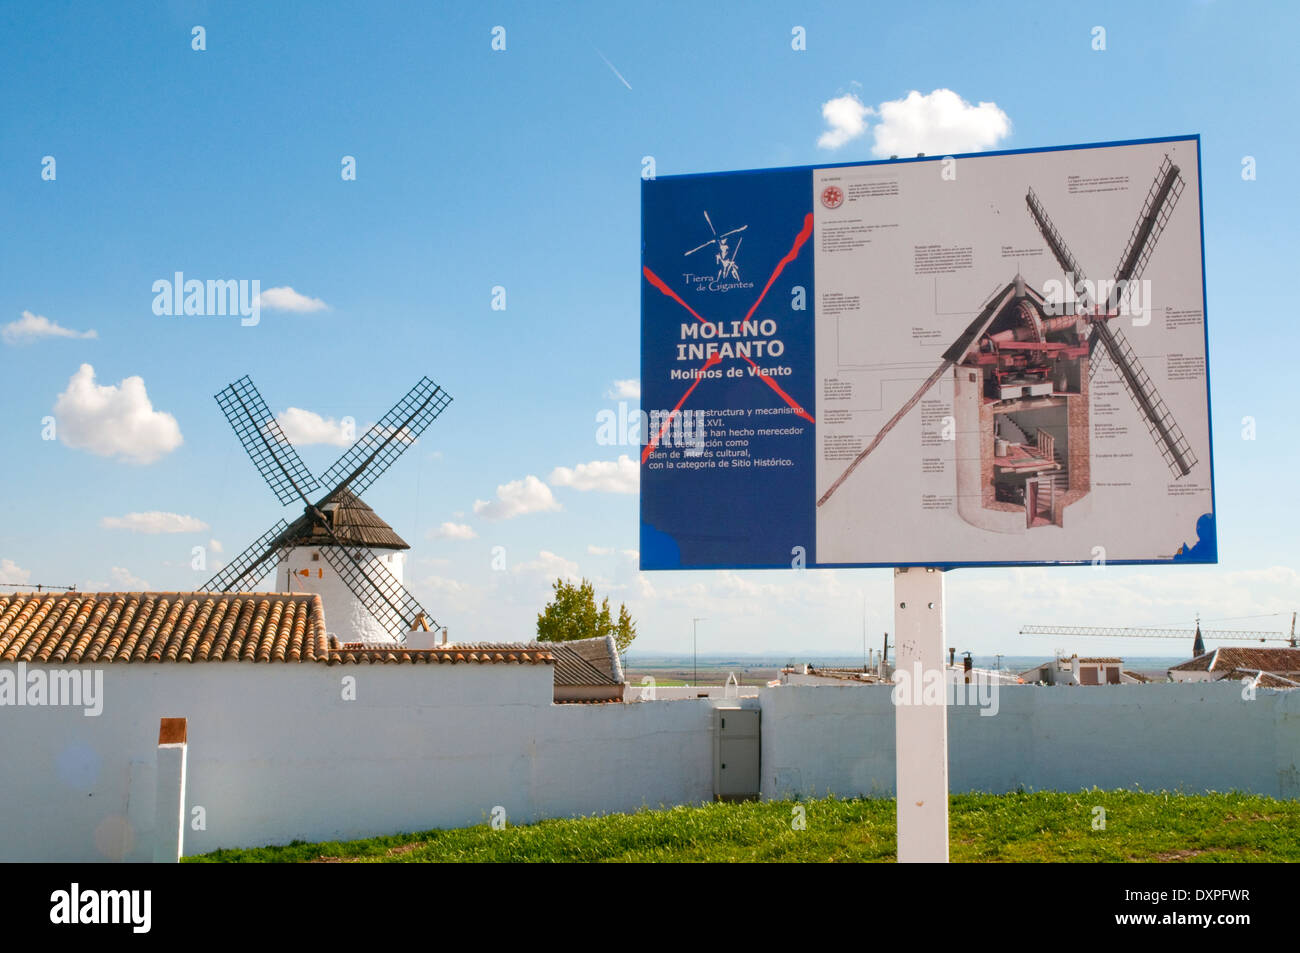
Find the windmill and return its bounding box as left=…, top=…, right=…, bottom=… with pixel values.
left=818, top=154, right=1198, bottom=533
left=685, top=211, right=747, bottom=282
left=200, top=375, right=452, bottom=643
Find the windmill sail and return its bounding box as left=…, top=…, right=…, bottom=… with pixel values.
left=201, top=519, right=290, bottom=592
left=1091, top=321, right=1197, bottom=477
left=1026, top=188, right=1091, bottom=308
left=818, top=281, right=1019, bottom=507
left=320, top=545, right=435, bottom=639
left=216, top=376, right=319, bottom=505
left=318, top=376, right=452, bottom=498
left=1026, top=162, right=1197, bottom=479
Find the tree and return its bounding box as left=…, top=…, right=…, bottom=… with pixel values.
left=536, top=577, right=637, bottom=654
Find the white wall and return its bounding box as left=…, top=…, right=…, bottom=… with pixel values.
left=3, top=666, right=1297, bottom=862
left=0, top=661, right=729, bottom=862
left=760, top=682, right=1300, bottom=800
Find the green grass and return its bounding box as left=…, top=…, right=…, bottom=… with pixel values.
left=186, top=790, right=1300, bottom=863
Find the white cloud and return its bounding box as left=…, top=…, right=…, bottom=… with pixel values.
left=208, top=539, right=224, bottom=554
left=817, top=93, right=873, bottom=149
left=275, top=407, right=355, bottom=447
left=816, top=88, right=1011, bottom=158
left=2, top=310, right=97, bottom=345
left=473, top=475, right=561, bottom=520
left=423, top=574, right=469, bottom=594
left=53, top=364, right=183, bottom=464
left=514, top=550, right=581, bottom=582
left=0, top=559, right=32, bottom=585
left=605, top=379, right=640, bottom=400
left=870, top=88, right=1011, bottom=158
left=549, top=455, right=638, bottom=494
left=108, top=566, right=149, bottom=590
left=428, top=522, right=478, bottom=540
left=588, top=545, right=614, bottom=556
left=100, top=512, right=209, bottom=534
left=256, top=286, right=328, bottom=313
left=622, top=549, right=639, bottom=560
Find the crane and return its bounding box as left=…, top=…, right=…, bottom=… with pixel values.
left=1021, top=613, right=1298, bottom=656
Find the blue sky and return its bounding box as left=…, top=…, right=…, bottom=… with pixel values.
left=1, top=0, right=1297, bottom=659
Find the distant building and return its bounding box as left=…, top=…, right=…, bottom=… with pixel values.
left=1168, top=647, right=1300, bottom=684
left=1019, top=655, right=1128, bottom=686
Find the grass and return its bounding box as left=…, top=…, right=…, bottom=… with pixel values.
left=186, top=790, right=1300, bottom=863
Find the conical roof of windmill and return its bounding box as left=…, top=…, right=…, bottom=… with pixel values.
left=272, top=488, right=410, bottom=551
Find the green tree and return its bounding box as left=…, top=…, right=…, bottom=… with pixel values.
left=536, top=577, right=637, bottom=654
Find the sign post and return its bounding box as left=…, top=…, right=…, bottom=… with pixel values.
left=892, top=567, right=948, bottom=863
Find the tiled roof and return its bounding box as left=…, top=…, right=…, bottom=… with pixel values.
left=0, top=592, right=552, bottom=666
left=1077, top=657, right=1122, bottom=664
left=1170, top=647, right=1300, bottom=674
left=1219, top=668, right=1300, bottom=690
left=539, top=636, right=624, bottom=686
left=0, top=591, right=329, bottom=663
left=330, top=638, right=553, bottom=666
left=272, top=487, right=410, bottom=551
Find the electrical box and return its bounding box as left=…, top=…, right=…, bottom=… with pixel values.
left=713, top=707, right=760, bottom=801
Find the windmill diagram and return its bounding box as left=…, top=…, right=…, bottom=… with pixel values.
left=201, top=375, right=452, bottom=642
left=818, top=155, right=1199, bottom=534
left=684, top=211, right=747, bottom=282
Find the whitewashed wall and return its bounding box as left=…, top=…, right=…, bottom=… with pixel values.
left=761, top=682, right=1300, bottom=799
left=0, top=662, right=732, bottom=862
left=1, top=668, right=1297, bottom=862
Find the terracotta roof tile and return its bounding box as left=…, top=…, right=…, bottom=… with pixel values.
left=0, top=592, right=556, bottom=666
left=1171, top=647, right=1300, bottom=674
left=0, top=592, right=331, bottom=664
left=326, top=640, right=553, bottom=665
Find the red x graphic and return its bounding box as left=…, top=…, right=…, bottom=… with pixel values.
left=642, top=212, right=817, bottom=464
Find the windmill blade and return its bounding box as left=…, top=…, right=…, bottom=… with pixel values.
left=318, top=377, right=452, bottom=498
left=1025, top=188, right=1092, bottom=309
left=702, top=210, right=718, bottom=236
left=731, top=236, right=743, bottom=258
left=818, top=280, right=1019, bottom=507
left=719, top=224, right=748, bottom=239
left=1113, top=156, right=1184, bottom=285
left=1109, top=155, right=1185, bottom=316
left=684, top=238, right=717, bottom=256
left=200, top=519, right=290, bottom=592
left=320, top=545, right=436, bottom=641
left=216, top=376, right=320, bottom=506
left=1091, top=321, right=1197, bottom=477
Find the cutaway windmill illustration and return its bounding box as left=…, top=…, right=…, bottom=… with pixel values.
left=685, top=211, right=747, bottom=282
left=201, top=375, right=452, bottom=642
left=818, top=154, right=1198, bottom=533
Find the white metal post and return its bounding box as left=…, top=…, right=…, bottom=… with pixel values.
left=892, top=567, right=948, bottom=863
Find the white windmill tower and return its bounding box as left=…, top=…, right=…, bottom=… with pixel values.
left=272, top=488, right=412, bottom=643
left=202, top=375, right=451, bottom=645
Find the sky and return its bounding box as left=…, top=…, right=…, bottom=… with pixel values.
left=1, top=0, right=1297, bottom=661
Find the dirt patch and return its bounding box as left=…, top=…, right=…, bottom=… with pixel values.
left=386, top=843, right=425, bottom=857
left=1151, top=848, right=1205, bottom=862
